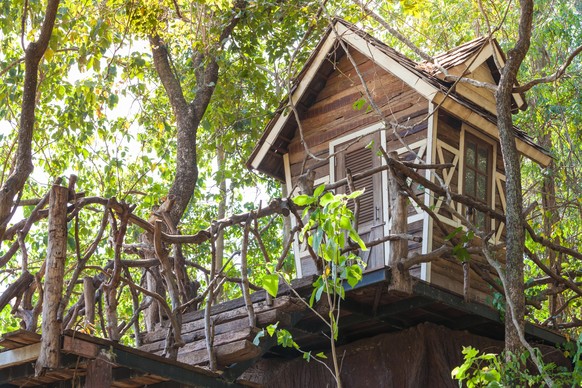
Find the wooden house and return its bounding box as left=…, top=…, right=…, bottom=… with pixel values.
left=247, top=19, right=551, bottom=302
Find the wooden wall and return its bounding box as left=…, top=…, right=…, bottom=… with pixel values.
left=286, top=47, right=429, bottom=277
left=429, top=110, right=506, bottom=304
left=238, top=322, right=567, bottom=387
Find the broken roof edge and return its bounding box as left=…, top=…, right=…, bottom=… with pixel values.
left=247, top=18, right=551, bottom=177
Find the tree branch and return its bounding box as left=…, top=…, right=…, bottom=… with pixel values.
left=514, top=44, right=582, bottom=93
left=0, top=0, right=61, bottom=241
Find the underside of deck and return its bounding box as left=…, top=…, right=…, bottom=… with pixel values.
left=0, top=267, right=564, bottom=387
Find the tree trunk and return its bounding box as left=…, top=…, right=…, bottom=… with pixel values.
left=143, top=7, right=243, bottom=328
left=541, top=133, right=560, bottom=321
left=494, top=0, right=534, bottom=355
left=0, top=271, right=34, bottom=311
left=83, top=276, right=96, bottom=327
left=35, top=185, right=68, bottom=376
left=387, top=152, right=410, bottom=293
left=0, top=0, right=60, bottom=240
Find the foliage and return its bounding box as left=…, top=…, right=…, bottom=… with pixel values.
left=1, top=0, right=582, bottom=383
left=253, top=322, right=328, bottom=363
left=453, top=338, right=582, bottom=388
left=445, top=226, right=475, bottom=263
left=295, top=185, right=366, bottom=307
left=452, top=346, right=502, bottom=388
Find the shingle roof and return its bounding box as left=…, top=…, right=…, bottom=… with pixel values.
left=247, top=19, right=551, bottom=179
left=424, top=36, right=489, bottom=73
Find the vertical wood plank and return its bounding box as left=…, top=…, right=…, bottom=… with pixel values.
left=85, top=353, right=113, bottom=388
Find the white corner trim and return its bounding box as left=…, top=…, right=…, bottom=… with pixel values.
left=283, top=153, right=303, bottom=278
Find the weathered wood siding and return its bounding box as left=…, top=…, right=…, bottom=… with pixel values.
left=454, top=62, right=498, bottom=115
left=287, top=48, right=428, bottom=277
left=139, top=296, right=305, bottom=367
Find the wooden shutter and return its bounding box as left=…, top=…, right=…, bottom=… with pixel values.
left=334, top=132, right=384, bottom=270
left=344, top=146, right=375, bottom=225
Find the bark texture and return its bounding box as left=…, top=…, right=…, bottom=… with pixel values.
left=148, top=2, right=244, bottom=227
left=494, top=0, right=533, bottom=354
left=35, top=185, right=68, bottom=375
left=387, top=151, right=410, bottom=292
left=0, top=0, right=61, bottom=240
left=144, top=3, right=245, bottom=331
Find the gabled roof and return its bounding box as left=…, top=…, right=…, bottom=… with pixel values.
left=419, top=36, right=527, bottom=111
left=247, top=19, right=551, bottom=180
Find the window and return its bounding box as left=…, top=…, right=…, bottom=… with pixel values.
left=463, top=133, right=492, bottom=229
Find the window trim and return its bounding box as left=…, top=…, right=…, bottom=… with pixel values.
left=329, top=122, right=384, bottom=184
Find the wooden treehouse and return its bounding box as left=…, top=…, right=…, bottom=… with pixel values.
left=248, top=18, right=552, bottom=301
left=0, top=19, right=567, bottom=388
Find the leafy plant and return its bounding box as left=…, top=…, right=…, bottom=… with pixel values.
left=257, top=186, right=367, bottom=387
left=452, top=346, right=502, bottom=388
left=453, top=340, right=582, bottom=388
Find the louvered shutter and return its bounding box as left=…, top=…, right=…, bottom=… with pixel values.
left=344, top=147, right=375, bottom=225
left=334, top=132, right=385, bottom=270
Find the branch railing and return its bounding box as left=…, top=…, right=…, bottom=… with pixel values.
left=0, top=149, right=580, bottom=371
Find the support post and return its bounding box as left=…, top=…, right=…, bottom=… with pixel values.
left=35, top=185, right=68, bottom=375
left=83, top=276, right=95, bottom=327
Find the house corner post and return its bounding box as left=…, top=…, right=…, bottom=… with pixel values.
left=35, top=185, right=69, bottom=376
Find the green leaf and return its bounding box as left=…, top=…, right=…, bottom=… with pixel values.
left=312, top=228, right=324, bottom=255
left=349, top=229, right=368, bottom=251
left=313, top=183, right=325, bottom=198
left=339, top=214, right=352, bottom=230
left=346, top=189, right=364, bottom=199
left=252, top=330, right=264, bottom=346
left=314, top=284, right=324, bottom=304
left=262, top=274, right=279, bottom=297
left=277, top=329, right=295, bottom=348
left=293, top=194, right=314, bottom=206
left=352, top=97, right=366, bottom=111
left=346, top=264, right=363, bottom=287
left=316, top=352, right=327, bottom=359
left=445, top=226, right=463, bottom=241
left=266, top=323, right=278, bottom=337
left=319, top=192, right=335, bottom=207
